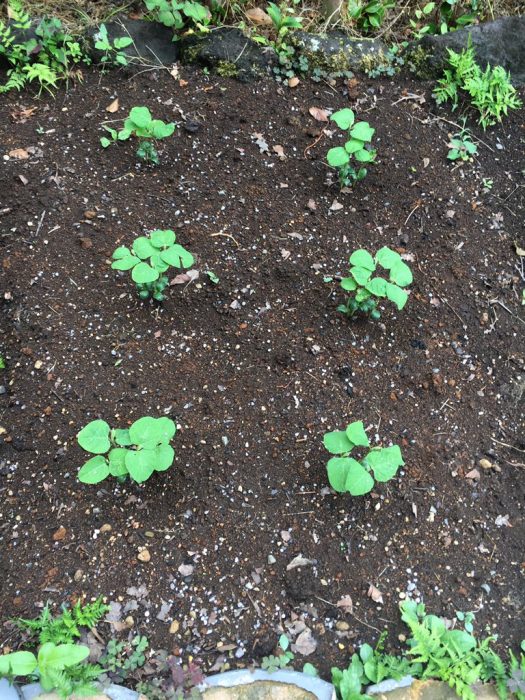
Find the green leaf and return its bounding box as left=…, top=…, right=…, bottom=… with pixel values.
left=340, top=276, right=357, bottom=291
left=354, top=148, right=374, bottom=163
left=131, top=262, right=159, bottom=284
left=375, top=246, right=401, bottom=269
left=149, top=254, right=170, bottom=273
left=359, top=643, right=374, bottom=663
left=350, top=121, right=375, bottom=142
left=155, top=416, right=176, bottom=442
left=324, top=430, right=353, bottom=454
left=327, top=147, right=349, bottom=168
left=125, top=449, right=156, bottom=483
left=149, top=229, right=176, bottom=248
left=350, top=266, right=372, bottom=286
left=303, top=662, right=318, bottom=677
left=355, top=287, right=371, bottom=302
left=128, top=106, right=152, bottom=129
left=108, top=448, right=129, bottom=477
left=150, top=119, right=175, bottom=139
left=345, top=420, right=369, bottom=447
left=100, top=137, right=112, bottom=148
left=367, top=445, right=404, bottom=482
left=129, top=416, right=162, bottom=448
left=114, top=36, right=133, bottom=49
left=366, top=277, right=387, bottom=297
left=161, top=244, right=195, bottom=269
left=389, top=261, right=413, bottom=287
left=349, top=250, right=375, bottom=272
left=78, top=456, right=110, bottom=484
left=345, top=460, right=375, bottom=496
left=77, top=419, right=110, bottom=454
left=113, top=428, right=132, bottom=446
left=112, top=246, right=131, bottom=260
left=344, top=138, right=365, bottom=154
left=38, top=643, right=89, bottom=672
left=132, top=236, right=157, bottom=260
left=327, top=457, right=353, bottom=492
left=153, top=444, right=175, bottom=471
left=112, top=255, right=140, bottom=271
left=385, top=282, right=409, bottom=310
left=117, top=127, right=132, bottom=141
left=330, top=108, right=355, bottom=130
left=0, top=651, right=37, bottom=676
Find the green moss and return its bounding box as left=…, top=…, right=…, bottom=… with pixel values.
left=359, top=49, right=388, bottom=74
left=182, top=41, right=203, bottom=64
left=216, top=60, right=239, bottom=77
left=406, top=45, right=434, bottom=79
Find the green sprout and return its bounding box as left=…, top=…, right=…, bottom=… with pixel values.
left=100, top=106, right=175, bottom=164
left=327, top=108, right=376, bottom=187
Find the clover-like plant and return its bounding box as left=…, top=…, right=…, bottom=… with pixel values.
left=327, top=108, right=376, bottom=187
left=77, top=417, right=176, bottom=484
left=111, top=229, right=194, bottom=301
left=100, top=106, right=175, bottom=164
left=338, top=246, right=412, bottom=320
left=323, top=420, right=404, bottom=496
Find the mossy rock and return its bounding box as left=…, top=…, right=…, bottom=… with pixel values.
left=288, top=31, right=386, bottom=74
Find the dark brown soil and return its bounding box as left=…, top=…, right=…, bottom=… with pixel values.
left=0, top=66, right=524, bottom=678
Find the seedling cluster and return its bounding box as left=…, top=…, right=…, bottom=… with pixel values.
left=327, top=108, right=377, bottom=187
left=101, top=106, right=175, bottom=164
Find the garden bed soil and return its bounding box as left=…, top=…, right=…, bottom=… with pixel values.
left=0, top=66, right=524, bottom=677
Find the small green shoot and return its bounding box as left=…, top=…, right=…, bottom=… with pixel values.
left=111, top=229, right=194, bottom=301
left=327, top=108, right=376, bottom=188
left=323, top=420, right=404, bottom=496
left=267, top=2, right=303, bottom=34
left=77, top=416, right=177, bottom=484
left=447, top=124, right=477, bottom=162
left=338, top=246, right=413, bottom=320
left=101, top=106, right=175, bottom=164
left=94, top=24, right=133, bottom=69
left=348, top=0, right=394, bottom=33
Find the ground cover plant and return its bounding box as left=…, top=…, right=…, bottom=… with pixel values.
left=111, top=229, right=195, bottom=301
left=337, top=247, right=413, bottom=319
left=77, top=417, right=177, bottom=484
left=101, top=106, right=176, bottom=164
left=447, top=123, right=477, bottom=162
left=93, top=23, right=134, bottom=70
left=0, top=24, right=523, bottom=689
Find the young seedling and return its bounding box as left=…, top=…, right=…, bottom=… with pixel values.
left=77, top=416, right=177, bottom=484
left=327, top=108, right=376, bottom=187
left=323, top=420, right=404, bottom=496
left=111, top=229, right=194, bottom=301
left=101, top=106, right=175, bottom=164
left=267, top=2, right=303, bottom=34
left=338, top=246, right=413, bottom=319
left=94, top=24, right=133, bottom=69
left=447, top=124, right=477, bottom=162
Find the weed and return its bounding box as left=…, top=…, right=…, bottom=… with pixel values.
left=337, top=247, right=413, bottom=319
left=261, top=634, right=295, bottom=671
left=327, top=109, right=376, bottom=187
left=101, top=635, right=149, bottom=683
left=14, top=598, right=108, bottom=645
left=137, top=655, right=205, bottom=699
left=94, top=23, right=133, bottom=69
left=0, top=1, right=87, bottom=94
left=101, top=106, right=176, bottom=165
left=447, top=123, right=477, bottom=161
left=433, top=41, right=522, bottom=129
left=267, top=2, right=303, bottom=34
left=77, top=416, right=177, bottom=484
left=144, top=0, right=212, bottom=35
left=481, top=177, right=493, bottom=192
left=0, top=643, right=101, bottom=699
left=111, top=229, right=194, bottom=301
left=0, top=355, right=5, bottom=369
left=348, top=0, right=394, bottom=33
left=410, top=0, right=479, bottom=37
left=323, top=420, right=404, bottom=496
left=364, top=44, right=405, bottom=78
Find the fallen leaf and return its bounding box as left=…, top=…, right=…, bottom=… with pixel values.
left=292, top=627, right=317, bottom=655
left=306, top=199, right=317, bottom=211
left=330, top=200, right=344, bottom=211
left=170, top=269, right=199, bottom=285
left=336, top=595, right=353, bottom=613
left=286, top=555, right=315, bottom=571
left=10, top=106, right=37, bottom=123
left=515, top=242, right=525, bottom=257
left=8, top=148, right=29, bottom=160
left=465, top=469, right=480, bottom=480
left=106, top=98, right=119, bottom=113
left=245, top=7, right=272, bottom=24
left=272, top=144, right=286, bottom=159
left=309, top=106, right=329, bottom=122
left=367, top=584, right=384, bottom=604
left=288, top=76, right=300, bottom=88
left=52, top=526, right=67, bottom=541
left=179, top=79, right=188, bottom=87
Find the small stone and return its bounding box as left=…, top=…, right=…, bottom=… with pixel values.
left=267, top=554, right=276, bottom=564
left=100, top=523, right=112, bottom=533
left=52, top=526, right=67, bottom=541
left=79, top=236, right=93, bottom=249
left=479, top=458, right=493, bottom=470
left=145, top=531, right=155, bottom=538
left=74, top=569, right=83, bottom=582
left=34, top=360, right=43, bottom=369
left=84, top=210, right=96, bottom=219
left=125, top=615, right=134, bottom=627
left=336, top=621, right=350, bottom=631
left=288, top=76, right=300, bottom=88
left=137, top=549, right=151, bottom=562
left=169, top=620, right=180, bottom=634
left=398, top=633, right=407, bottom=642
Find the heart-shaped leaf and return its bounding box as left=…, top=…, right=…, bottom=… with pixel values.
left=389, top=261, right=413, bottom=287
left=78, top=455, right=110, bottom=484
left=340, top=276, right=357, bottom=291
left=367, top=445, right=404, bottom=482
left=354, top=148, right=374, bottom=163
left=112, top=428, right=132, bottom=446
left=366, top=277, right=387, bottom=297
left=77, top=419, right=110, bottom=454
left=125, top=449, right=156, bottom=483
left=155, top=416, right=176, bottom=443
left=150, top=229, right=176, bottom=248
left=344, top=460, right=375, bottom=496
left=132, top=237, right=157, bottom=260
left=344, top=138, right=364, bottom=154
left=327, top=147, right=349, bottom=168
left=385, top=282, right=409, bottom=310
left=129, top=416, right=162, bottom=448
left=108, top=448, right=129, bottom=477
left=350, top=121, right=375, bottom=142
left=375, top=246, right=402, bottom=270
left=327, top=457, right=353, bottom=492
left=350, top=266, right=371, bottom=286
left=330, top=108, right=355, bottom=130
left=324, top=430, right=353, bottom=455
left=345, top=421, right=369, bottom=447
left=151, top=119, right=175, bottom=139
left=131, top=262, right=159, bottom=284
left=112, top=246, right=131, bottom=260
left=349, top=250, right=375, bottom=272
left=153, top=444, right=175, bottom=471
left=161, top=244, right=194, bottom=269
left=128, top=106, right=152, bottom=129
left=112, top=255, right=139, bottom=271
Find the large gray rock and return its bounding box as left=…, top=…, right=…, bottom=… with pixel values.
left=89, top=19, right=178, bottom=66
left=203, top=669, right=335, bottom=700
left=411, top=16, right=525, bottom=85
left=179, top=28, right=273, bottom=81
left=288, top=31, right=387, bottom=74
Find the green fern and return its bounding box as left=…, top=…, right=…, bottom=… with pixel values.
left=14, top=598, right=109, bottom=645
left=479, top=649, right=509, bottom=700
